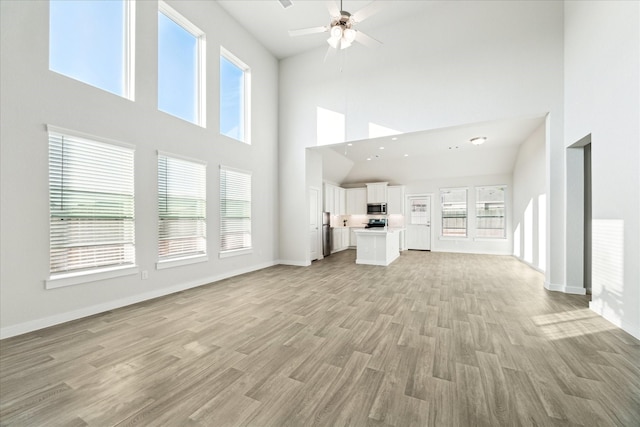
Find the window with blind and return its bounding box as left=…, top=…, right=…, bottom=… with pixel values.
left=158, top=153, right=207, bottom=262
left=476, top=186, right=506, bottom=238
left=441, top=188, right=468, bottom=237
left=220, top=166, right=252, bottom=255
left=48, top=128, right=135, bottom=277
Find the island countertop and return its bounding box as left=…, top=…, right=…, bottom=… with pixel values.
left=353, top=227, right=405, bottom=235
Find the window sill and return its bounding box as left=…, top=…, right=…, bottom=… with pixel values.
left=46, top=265, right=139, bottom=289
left=219, top=248, right=252, bottom=259
left=156, top=255, right=208, bottom=270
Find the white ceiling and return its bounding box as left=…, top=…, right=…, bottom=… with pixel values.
left=216, top=0, right=436, bottom=59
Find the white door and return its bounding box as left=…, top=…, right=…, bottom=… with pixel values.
left=309, top=188, right=320, bottom=260
left=406, top=195, right=431, bottom=250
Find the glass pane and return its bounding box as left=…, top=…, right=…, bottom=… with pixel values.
left=220, top=55, right=245, bottom=141
left=476, top=186, right=506, bottom=238
left=158, top=12, right=198, bottom=123
left=49, top=0, right=125, bottom=96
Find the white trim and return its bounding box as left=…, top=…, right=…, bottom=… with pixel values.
left=219, top=248, right=253, bottom=258
left=46, top=265, right=139, bottom=289
left=157, top=150, right=207, bottom=166
left=219, top=164, right=252, bottom=176
left=431, top=248, right=511, bottom=256
left=278, top=259, right=311, bottom=267
left=46, top=125, right=136, bottom=150
left=1, top=261, right=277, bottom=340
left=513, top=255, right=545, bottom=274
left=474, top=237, right=508, bottom=242
left=124, top=0, right=136, bottom=100
left=544, top=281, right=586, bottom=295
left=220, top=46, right=251, bottom=144
left=156, top=255, right=208, bottom=270
left=590, top=300, right=640, bottom=340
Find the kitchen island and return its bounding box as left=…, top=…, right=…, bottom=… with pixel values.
left=353, top=228, right=405, bottom=266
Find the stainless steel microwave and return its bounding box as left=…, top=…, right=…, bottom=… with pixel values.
left=367, top=203, right=387, bottom=215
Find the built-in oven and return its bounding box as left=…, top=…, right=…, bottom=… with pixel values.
left=367, top=203, right=387, bottom=215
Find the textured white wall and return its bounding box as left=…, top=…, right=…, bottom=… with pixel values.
left=0, top=0, right=279, bottom=337
left=564, top=1, right=640, bottom=338
left=279, top=0, right=565, bottom=286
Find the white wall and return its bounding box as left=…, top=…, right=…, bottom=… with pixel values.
left=0, top=0, right=279, bottom=338
left=564, top=1, right=640, bottom=338
left=512, top=124, right=546, bottom=272
left=405, top=174, right=513, bottom=255
left=279, top=0, right=565, bottom=289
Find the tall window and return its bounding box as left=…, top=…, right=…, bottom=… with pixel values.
left=158, top=2, right=206, bottom=125
left=48, top=127, right=135, bottom=278
left=49, top=0, right=134, bottom=98
left=220, top=48, right=250, bottom=143
left=441, top=188, right=467, bottom=237
left=220, top=166, right=252, bottom=254
left=158, top=153, right=207, bottom=263
left=476, top=186, right=506, bottom=238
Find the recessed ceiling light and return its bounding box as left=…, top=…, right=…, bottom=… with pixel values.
left=470, top=136, right=487, bottom=145
left=366, top=157, right=371, bottom=161
left=391, top=137, right=398, bottom=141
left=404, top=154, right=409, bottom=157
left=379, top=146, right=384, bottom=150
left=347, top=143, right=352, bottom=146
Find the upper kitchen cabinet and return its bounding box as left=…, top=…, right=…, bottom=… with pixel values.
left=387, top=185, right=405, bottom=215
left=324, top=183, right=345, bottom=215
left=346, top=188, right=367, bottom=215
left=366, top=182, right=388, bottom=203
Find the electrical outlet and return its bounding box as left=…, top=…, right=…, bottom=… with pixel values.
left=141, top=270, right=149, bottom=280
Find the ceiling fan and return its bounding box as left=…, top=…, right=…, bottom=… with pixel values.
left=288, top=0, right=383, bottom=51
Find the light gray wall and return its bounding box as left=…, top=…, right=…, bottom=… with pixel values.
left=512, top=124, right=546, bottom=272
left=564, top=0, right=640, bottom=338
left=0, top=0, right=279, bottom=337
left=279, top=1, right=565, bottom=288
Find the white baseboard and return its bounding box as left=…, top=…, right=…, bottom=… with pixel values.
left=590, top=300, right=640, bottom=340
left=277, top=259, right=311, bottom=267
left=544, top=281, right=586, bottom=295
left=0, top=261, right=277, bottom=340
left=431, top=248, right=512, bottom=256
left=513, top=256, right=545, bottom=274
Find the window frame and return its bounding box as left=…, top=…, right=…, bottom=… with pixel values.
left=219, top=165, right=252, bottom=257
left=440, top=187, right=468, bottom=238
left=46, top=125, right=137, bottom=289
left=49, top=0, right=136, bottom=99
left=157, top=1, right=206, bottom=126
left=220, top=47, right=251, bottom=144
left=156, top=151, right=208, bottom=269
left=475, top=185, right=507, bottom=239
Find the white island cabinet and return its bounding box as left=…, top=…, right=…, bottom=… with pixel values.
left=353, top=228, right=405, bottom=266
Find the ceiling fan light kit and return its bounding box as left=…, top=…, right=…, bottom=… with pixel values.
left=288, top=0, right=382, bottom=54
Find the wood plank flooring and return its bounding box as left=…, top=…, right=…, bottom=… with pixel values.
left=1, top=250, right=639, bottom=426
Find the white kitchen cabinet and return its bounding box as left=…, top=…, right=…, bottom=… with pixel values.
left=387, top=185, right=405, bottom=215
left=334, top=187, right=346, bottom=215
left=324, top=184, right=334, bottom=213
left=346, top=188, right=367, bottom=215
left=366, top=182, right=388, bottom=203
left=332, top=227, right=349, bottom=252
left=349, top=228, right=361, bottom=247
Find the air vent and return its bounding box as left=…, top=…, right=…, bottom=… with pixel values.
left=278, top=0, right=293, bottom=9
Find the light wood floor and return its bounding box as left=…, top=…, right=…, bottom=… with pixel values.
left=1, top=251, right=639, bottom=426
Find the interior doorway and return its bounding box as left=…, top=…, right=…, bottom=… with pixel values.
left=566, top=135, right=592, bottom=295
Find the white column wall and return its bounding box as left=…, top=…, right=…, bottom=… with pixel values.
left=564, top=1, right=640, bottom=338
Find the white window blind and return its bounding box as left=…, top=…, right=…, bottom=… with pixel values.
left=220, top=166, right=251, bottom=252
left=476, top=186, right=506, bottom=238
left=49, top=130, right=135, bottom=274
left=441, top=188, right=467, bottom=237
left=158, top=153, right=207, bottom=260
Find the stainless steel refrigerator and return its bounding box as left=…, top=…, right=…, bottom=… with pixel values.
left=322, top=212, right=331, bottom=257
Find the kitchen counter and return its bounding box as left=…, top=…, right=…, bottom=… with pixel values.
left=353, top=228, right=405, bottom=266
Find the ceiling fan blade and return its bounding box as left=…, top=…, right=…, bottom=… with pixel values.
left=326, top=0, right=340, bottom=17
left=354, top=30, right=383, bottom=48
left=351, top=1, right=382, bottom=23
left=288, top=26, right=329, bottom=37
